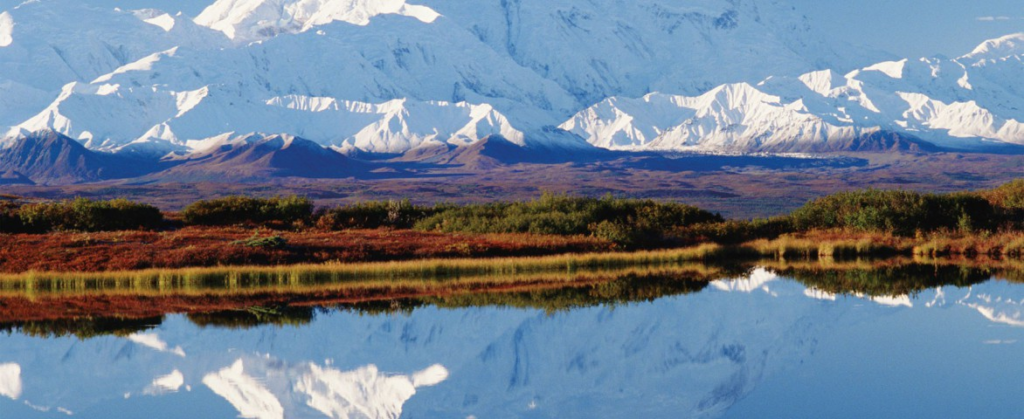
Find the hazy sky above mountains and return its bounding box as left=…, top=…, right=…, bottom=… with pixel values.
left=4, top=0, right=1023, bottom=58
left=789, top=0, right=1024, bottom=58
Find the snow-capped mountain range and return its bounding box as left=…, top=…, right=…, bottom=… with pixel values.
left=0, top=0, right=1022, bottom=163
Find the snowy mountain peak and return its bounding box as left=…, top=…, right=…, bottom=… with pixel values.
left=195, top=0, right=441, bottom=43
left=133, top=9, right=178, bottom=32
left=964, top=33, right=1024, bottom=62
left=797, top=69, right=846, bottom=96
left=860, top=59, right=908, bottom=79
left=565, top=34, right=1024, bottom=154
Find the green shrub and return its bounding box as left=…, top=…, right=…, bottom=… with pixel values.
left=182, top=195, right=313, bottom=228
left=413, top=193, right=722, bottom=248
left=316, top=199, right=436, bottom=230
left=8, top=198, right=163, bottom=233
left=673, top=217, right=795, bottom=245
left=790, top=189, right=995, bottom=236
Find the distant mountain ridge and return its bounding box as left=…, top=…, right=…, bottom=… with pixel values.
left=0, top=131, right=151, bottom=184
left=0, top=0, right=1021, bottom=181
left=150, top=133, right=369, bottom=181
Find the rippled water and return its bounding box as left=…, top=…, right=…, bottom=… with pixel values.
left=1, top=265, right=1023, bottom=418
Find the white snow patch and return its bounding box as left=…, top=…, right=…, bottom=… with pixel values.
left=411, top=364, right=448, bottom=387
left=803, top=288, right=837, bottom=301
left=196, top=0, right=441, bottom=43
left=204, top=360, right=284, bottom=419
left=863, top=59, right=907, bottom=79
left=964, top=33, right=1024, bottom=61
left=0, top=363, right=22, bottom=400
left=173, top=87, right=210, bottom=118
left=127, top=333, right=187, bottom=357
left=926, top=288, right=946, bottom=308
left=144, top=13, right=176, bottom=32
left=864, top=294, right=913, bottom=308
left=969, top=305, right=1024, bottom=327
left=712, top=268, right=779, bottom=294
left=145, top=370, right=185, bottom=395
left=296, top=362, right=448, bottom=419
left=93, top=48, right=178, bottom=84
left=95, top=84, right=120, bottom=96
left=0, top=11, right=13, bottom=47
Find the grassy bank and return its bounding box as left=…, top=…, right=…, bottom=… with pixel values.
left=0, top=245, right=733, bottom=293
left=744, top=231, right=1024, bottom=259
left=1, top=180, right=1021, bottom=272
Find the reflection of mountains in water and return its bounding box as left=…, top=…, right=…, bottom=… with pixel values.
left=1, top=261, right=1018, bottom=339
left=1, top=262, right=1023, bottom=418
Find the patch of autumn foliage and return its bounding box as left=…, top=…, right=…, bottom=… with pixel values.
left=0, top=227, right=613, bottom=273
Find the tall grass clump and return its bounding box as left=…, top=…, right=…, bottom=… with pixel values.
left=2, top=198, right=163, bottom=233
left=413, top=193, right=723, bottom=248
left=182, top=195, right=313, bottom=228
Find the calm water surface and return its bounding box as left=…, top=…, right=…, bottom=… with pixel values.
left=1, top=267, right=1023, bottom=418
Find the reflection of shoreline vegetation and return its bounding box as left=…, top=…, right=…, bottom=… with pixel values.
left=1, top=257, right=1021, bottom=339
left=767, top=261, right=999, bottom=298
left=0, top=245, right=732, bottom=295
left=1, top=316, right=162, bottom=340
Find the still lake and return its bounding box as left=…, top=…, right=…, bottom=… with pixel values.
left=1, top=264, right=1023, bottom=418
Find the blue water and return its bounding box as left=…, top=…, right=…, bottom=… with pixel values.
left=1, top=268, right=1022, bottom=418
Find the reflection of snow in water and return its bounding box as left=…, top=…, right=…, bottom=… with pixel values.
left=711, top=268, right=779, bottom=294
left=204, top=358, right=448, bottom=419
left=967, top=304, right=1024, bottom=327
left=2, top=267, right=1024, bottom=418
left=955, top=287, right=1024, bottom=328
left=803, top=288, right=837, bottom=301
left=203, top=360, right=284, bottom=419
left=144, top=370, right=186, bottom=395
left=717, top=268, right=1024, bottom=327
left=0, top=363, right=21, bottom=400
left=859, top=293, right=913, bottom=308
left=128, top=332, right=187, bottom=357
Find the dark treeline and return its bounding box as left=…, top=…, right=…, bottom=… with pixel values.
left=781, top=263, right=996, bottom=297
left=0, top=316, right=162, bottom=340
left=1, top=180, right=1022, bottom=248
left=0, top=198, right=163, bottom=233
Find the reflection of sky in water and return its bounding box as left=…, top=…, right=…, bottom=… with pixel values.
left=1, top=271, right=1023, bottom=418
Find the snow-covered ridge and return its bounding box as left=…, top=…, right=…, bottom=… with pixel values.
left=963, top=33, right=1024, bottom=62
left=564, top=44, right=1024, bottom=152
left=7, top=80, right=527, bottom=155
left=195, top=0, right=441, bottom=43
left=0, top=0, right=1021, bottom=158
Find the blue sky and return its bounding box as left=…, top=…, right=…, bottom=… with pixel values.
left=8, top=0, right=1024, bottom=58
left=791, top=0, right=1024, bottom=58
